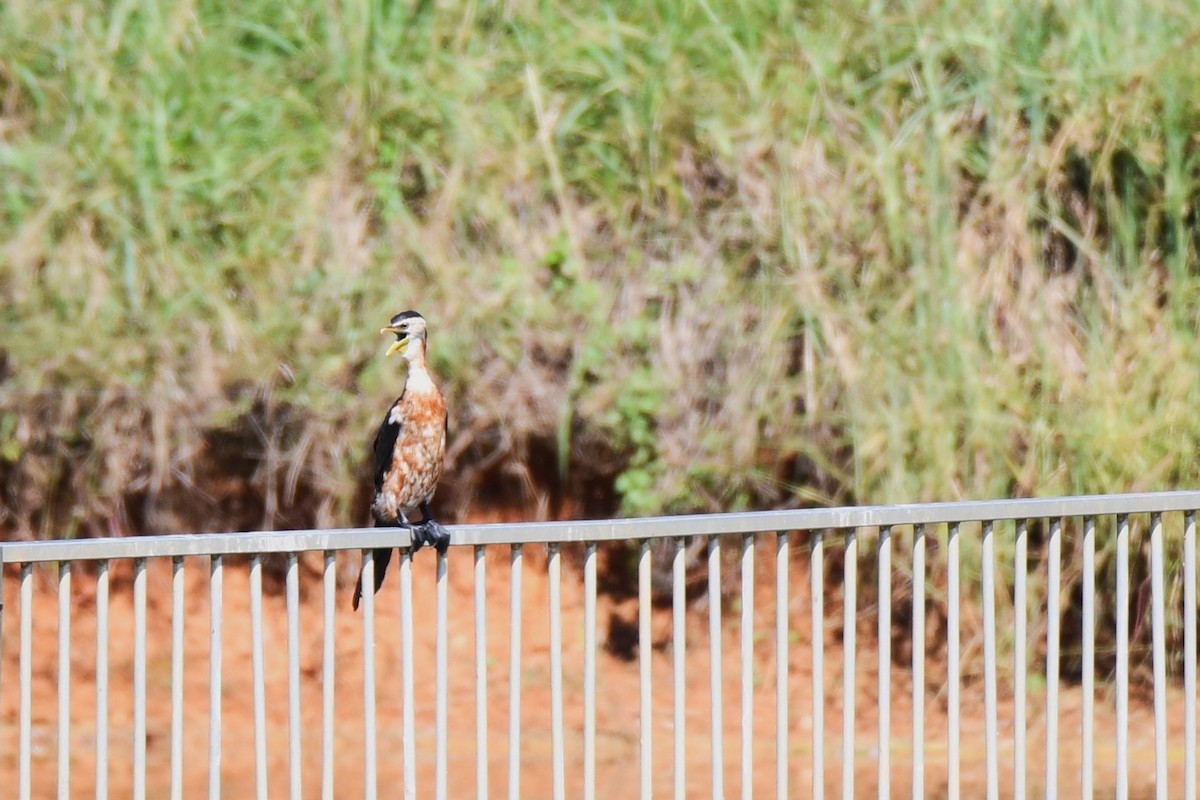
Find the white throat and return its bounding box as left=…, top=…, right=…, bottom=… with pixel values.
left=405, top=362, right=435, bottom=393
left=402, top=340, right=436, bottom=393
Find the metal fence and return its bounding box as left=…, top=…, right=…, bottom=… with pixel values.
left=1, top=490, right=1199, bottom=799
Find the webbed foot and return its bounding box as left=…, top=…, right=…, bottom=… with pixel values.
left=413, top=519, right=451, bottom=555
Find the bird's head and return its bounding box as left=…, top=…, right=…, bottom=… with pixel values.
left=380, top=310, right=428, bottom=358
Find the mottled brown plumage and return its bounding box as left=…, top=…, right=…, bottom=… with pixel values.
left=353, top=310, right=449, bottom=610
left=371, top=384, right=447, bottom=523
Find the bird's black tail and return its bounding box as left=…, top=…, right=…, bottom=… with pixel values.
left=352, top=547, right=394, bottom=610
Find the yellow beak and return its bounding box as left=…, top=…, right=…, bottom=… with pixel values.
left=385, top=337, right=409, bottom=357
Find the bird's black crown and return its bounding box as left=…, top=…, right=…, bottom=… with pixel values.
left=389, top=310, right=424, bottom=326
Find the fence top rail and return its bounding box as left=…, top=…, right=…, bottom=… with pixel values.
left=3, top=489, right=1199, bottom=563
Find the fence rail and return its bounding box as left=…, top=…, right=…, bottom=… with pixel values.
left=2, top=489, right=1199, bottom=798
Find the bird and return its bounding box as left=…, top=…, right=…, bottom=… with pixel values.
left=353, top=310, right=450, bottom=610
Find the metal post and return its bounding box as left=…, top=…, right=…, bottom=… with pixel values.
left=878, top=526, right=891, bottom=800
left=547, top=544, right=565, bottom=800
left=1116, top=516, right=1129, bottom=800
left=0, top=551, right=4, bottom=787
left=286, top=553, right=302, bottom=800
left=639, top=540, right=652, bottom=800
left=19, top=563, right=31, bottom=800
left=361, top=550, right=377, bottom=800
left=171, top=557, right=185, bottom=800
left=912, top=525, right=925, bottom=800
left=57, top=561, right=71, bottom=800
left=947, top=523, right=960, bottom=800
left=322, top=552, right=336, bottom=800
left=981, top=522, right=998, bottom=800
left=1186, top=511, right=1197, bottom=800
left=209, top=555, right=223, bottom=800
left=436, top=548, right=450, bottom=800
left=585, top=541, right=598, bottom=800
left=776, top=532, right=789, bottom=800
left=812, top=532, right=824, bottom=800
left=710, top=536, right=725, bottom=799
left=400, top=550, right=416, bottom=800
left=843, top=530, right=857, bottom=800
left=1082, top=517, right=1095, bottom=800
left=740, top=533, right=754, bottom=800
left=250, top=554, right=267, bottom=800
left=97, top=560, right=110, bottom=800
left=134, top=558, right=147, bottom=800
left=1151, top=513, right=1167, bottom=800
left=1014, top=521, right=1027, bottom=800
left=1046, top=518, right=1062, bottom=800
left=475, top=545, right=489, bottom=800
left=674, top=537, right=687, bottom=800
left=508, top=544, right=523, bottom=800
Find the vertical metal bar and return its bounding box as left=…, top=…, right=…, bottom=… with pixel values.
left=776, top=532, right=789, bottom=800
left=361, top=550, right=377, bottom=800
left=1116, top=515, right=1129, bottom=800
left=171, top=557, right=185, bottom=800
left=508, top=544, right=524, bottom=800
left=1014, top=521, right=1028, bottom=800
left=812, top=532, right=824, bottom=800
left=709, top=535, right=725, bottom=799
left=947, top=523, right=960, bottom=800
left=249, top=554, right=267, bottom=800
left=1046, top=518, right=1062, bottom=800
left=638, top=540, right=652, bottom=800
left=436, top=548, right=450, bottom=800
left=400, top=550, right=416, bottom=800
left=97, top=560, right=110, bottom=800
left=322, top=552, right=336, bottom=800
left=57, top=561, right=71, bottom=800
left=878, top=526, right=891, bottom=800
left=981, top=522, right=999, bottom=800
left=134, top=557, right=147, bottom=800
left=1082, top=517, right=1095, bottom=800
left=548, top=544, right=565, bottom=800
left=843, top=529, right=857, bottom=800
left=19, top=562, right=31, bottom=800
left=674, top=537, right=687, bottom=800
left=585, top=541, right=598, bottom=800
left=1151, top=513, right=1167, bottom=800
left=0, top=555, right=4, bottom=783
left=1186, top=511, right=1197, bottom=800
left=912, top=525, right=925, bottom=800
left=209, top=555, right=223, bottom=800
left=475, top=545, right=489, bottom=800
left=740, top=533, right=754, bottom=800
left=286, top=553, right=302, bottom=800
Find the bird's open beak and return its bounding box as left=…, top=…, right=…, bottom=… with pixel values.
left=382, top=326, right=409, bottom=356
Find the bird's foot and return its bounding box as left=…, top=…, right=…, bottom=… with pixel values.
left=413, top=519, right=451, bottom=555
left=385, top=520, right=426, bottom=555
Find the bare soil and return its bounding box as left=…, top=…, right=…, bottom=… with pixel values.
left=0, top=524, right=1190, bottom=799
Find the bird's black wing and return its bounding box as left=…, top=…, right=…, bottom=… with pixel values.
left=356, top=393, right=406, bottom=610
left=373, top=392, right=405, bottom=494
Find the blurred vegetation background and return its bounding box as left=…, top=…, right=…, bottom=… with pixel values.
left=1, top=0, right=1199, bottom=548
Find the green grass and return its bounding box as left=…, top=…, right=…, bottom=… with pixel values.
left=1, top=0, right=1199, bottom=545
